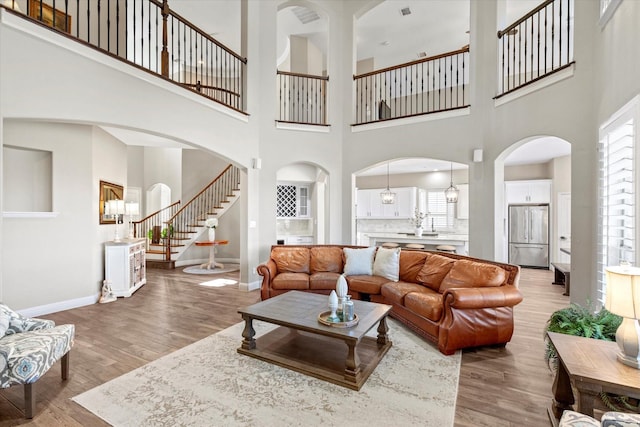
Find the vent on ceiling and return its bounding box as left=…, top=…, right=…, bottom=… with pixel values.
left=417, top=52, right=427, bottom=58
left=400, top=7, right=411, bottom=16
left=292, top=6, right=320, bottom=24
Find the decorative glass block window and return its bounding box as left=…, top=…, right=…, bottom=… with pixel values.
left=597, top=95, right=639, bottom=304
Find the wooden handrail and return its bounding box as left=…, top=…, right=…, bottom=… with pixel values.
left=498, top=0, right=554, bottom=37
left=166, top=8, right=247, bottom=64
left=354, top=46, right=470, bottom=80
left=277, top=70, right=329, bottom=81
left=169, top=164, right=233, bottom=221
left=184, top=82, right=241, bottom=98
left=134, top=201, right=181, bottom=225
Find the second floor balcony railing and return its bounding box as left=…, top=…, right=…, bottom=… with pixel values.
left=2, top=0, right=247, bottom=113
left=276, top=71, right=329, bottom=126
left=353, top=47, right=470, bottom=126
left=497, top=0, right=574, bottom=97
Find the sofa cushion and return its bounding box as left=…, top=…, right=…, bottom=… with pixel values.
left=440, top=259, right=507, bottom=292
left=398, top=251, right=429, bottom=283
left=346, top=275, right=389, bottom=295
left=343, top=247, right=376, bottom=276
left=271, top=247, right=310, bottom=274
left=381, top=281, right=431, bottom=305
left=272, top=272, right=310, bottom=290
left=416, top=253, right=456, bottom=292
left=309, top=272, right=341, bottom=290
left=404, top=291, right=444, bottom=322
left=373, top=247, right=401, bottom=281
left=310, top=247, right=344, bottom=274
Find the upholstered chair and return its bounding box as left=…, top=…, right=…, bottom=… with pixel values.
left=0, top=304, right=74, bottom=418
left=560, top=410, right=640, bottom=427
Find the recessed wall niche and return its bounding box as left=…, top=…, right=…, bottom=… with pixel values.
left=3, top=145, right=53, bottom=212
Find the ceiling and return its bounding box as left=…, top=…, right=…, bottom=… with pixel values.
left=102, top=1, right=569, bottom=174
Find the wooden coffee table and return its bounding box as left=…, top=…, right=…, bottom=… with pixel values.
left=237, top=291, right=392, bottom=390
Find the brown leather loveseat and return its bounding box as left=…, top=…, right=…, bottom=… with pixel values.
left=257, top=245, right=523, bottom=355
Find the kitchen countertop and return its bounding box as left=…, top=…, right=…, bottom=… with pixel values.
left=363, top=232, right=468, bottom=247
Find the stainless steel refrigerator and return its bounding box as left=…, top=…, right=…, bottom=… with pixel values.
left=508, top=204, right=549, bottom=268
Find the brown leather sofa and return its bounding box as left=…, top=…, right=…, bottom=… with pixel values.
left=257, top=245, right=523, bottom=355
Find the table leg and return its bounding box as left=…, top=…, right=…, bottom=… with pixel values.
left=241, top=315, right=256, bottom=350
left=377, top=316, right=390, bottom=346
left=551, top=360, right=575, bottom=421
left=200, top=246, right=224, bottom=270
left=344, top=340, right=361, bottom=383
left=576, top=389, right=597, bottom=419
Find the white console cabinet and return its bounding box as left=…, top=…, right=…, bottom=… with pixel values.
left=105, top=239, right=146, bottom=297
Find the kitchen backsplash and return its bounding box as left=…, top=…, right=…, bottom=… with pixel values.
left=276, top=218, right=314, bottom=236
left=356, top=218, right=469, bottom=234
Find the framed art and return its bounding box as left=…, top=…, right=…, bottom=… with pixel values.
left=29, top=0, right=72, bottom=33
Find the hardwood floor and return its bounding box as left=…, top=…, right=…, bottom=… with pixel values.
left=0, top=267, right=568, bottom=426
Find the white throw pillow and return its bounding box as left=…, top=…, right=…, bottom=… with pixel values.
left=373, top=247, right=401, bottom=281
left=343, top=247, right=377, bottom=276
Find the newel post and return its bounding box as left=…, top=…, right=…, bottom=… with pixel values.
left=161, top=0, right=169, bottom=78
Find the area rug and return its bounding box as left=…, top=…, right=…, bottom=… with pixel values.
left=72, top=319, right=460, bottom=426
left=182, top=263, right=240, bottom=275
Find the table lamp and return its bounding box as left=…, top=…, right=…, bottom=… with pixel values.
left=125, top=202, right=140, bottom=239
left=605, top=265, right=640, bottom=369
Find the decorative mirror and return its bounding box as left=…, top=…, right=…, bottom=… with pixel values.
left=99, top=180, right=124, bottom=224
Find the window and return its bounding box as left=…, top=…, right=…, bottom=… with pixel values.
left=598, top=95, right=639, bottom=304
left=427, top=190, right=455, bottom=230
left=599, top=0, right=623, bottom=27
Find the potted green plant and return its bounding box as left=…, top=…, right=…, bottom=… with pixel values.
left=544, top=303, right=640, bottom=412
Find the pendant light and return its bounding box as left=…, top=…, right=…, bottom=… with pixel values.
left=380, top=162, right=396, bottom=204
left=444, top=162, right=459, bottom=203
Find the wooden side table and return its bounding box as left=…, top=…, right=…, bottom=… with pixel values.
left=194, top=240, right=228, bottom=270
left=547, top=332, right=640, bottom=426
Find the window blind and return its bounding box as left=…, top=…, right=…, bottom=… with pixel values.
left=598, top=106, right=637, bottom=305
left=427, top=190, right=455, bottom=229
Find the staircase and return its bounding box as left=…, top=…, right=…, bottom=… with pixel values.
left=135, top=164, right=241, bottom=268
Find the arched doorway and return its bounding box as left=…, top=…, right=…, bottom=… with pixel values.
left=495, top=136, right=572, bottom=266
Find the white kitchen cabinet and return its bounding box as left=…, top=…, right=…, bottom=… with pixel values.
left=356, top=187, right=419, bottom=219
left=505, top=180, right=551, bottom=204
left=105, top=239, right=146, bottom=298
left=457, top=184, right=469, bottom=219
left=277, top=183, right=311, bottom=218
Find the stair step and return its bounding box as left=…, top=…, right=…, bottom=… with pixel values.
left=146, top=249, right=179, bottom=255
left=146, top=259, right=175, bottom=269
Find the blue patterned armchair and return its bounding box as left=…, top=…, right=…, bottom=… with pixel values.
left=0, top=303, right=74, bottom=418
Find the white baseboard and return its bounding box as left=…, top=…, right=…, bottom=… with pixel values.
left=239, top=280, right=261, bottom=292
left=18, top=294, right=99, bottom=318
left=175, top=258, right=240, bottom=268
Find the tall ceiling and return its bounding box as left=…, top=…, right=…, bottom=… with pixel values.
left=109, top=1, right=569, bottom=174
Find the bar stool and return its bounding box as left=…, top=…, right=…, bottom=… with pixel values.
left=436, top=244, right=456, bottom=253
left=405, top=243, right=425, bottom=251
left=381, top=242, right=399, bottom=248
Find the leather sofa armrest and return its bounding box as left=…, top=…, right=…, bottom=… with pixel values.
left=257, top=260, right=277, bottom=300
left=443, top=285, right=523, bottom=310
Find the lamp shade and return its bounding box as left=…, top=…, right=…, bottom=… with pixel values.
left=125, top=202, right=140, bottom=216
left=605, top=266, right=640, bottom=319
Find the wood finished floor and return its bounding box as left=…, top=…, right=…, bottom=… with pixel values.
left=0, top=267, right=567, bottom=426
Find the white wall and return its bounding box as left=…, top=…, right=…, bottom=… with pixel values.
left=1, top=0, right=639, bottom=310
left=1, top=121, right=126, bottom=310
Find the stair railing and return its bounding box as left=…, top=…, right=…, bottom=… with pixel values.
left=276, top=71, right=329, bottom=126
left=1, top=0, right=247, bottom=113
left=133, top=201, right=181, bottom=250
left=496, top=0, right=574, bottom=98
left=353, top=47, right=470, bottom=126
left=160, top=164, right=240, bottom=261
